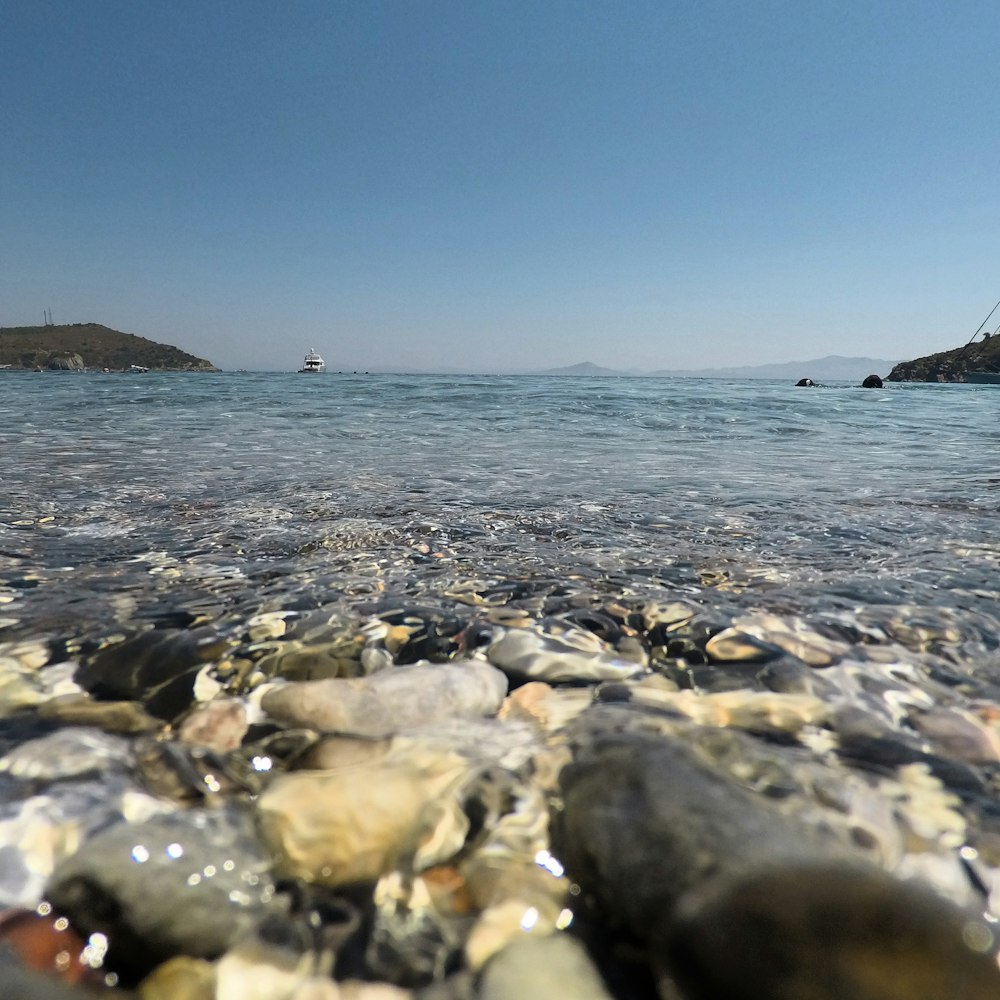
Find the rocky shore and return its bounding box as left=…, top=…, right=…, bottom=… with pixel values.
left=887, top=334, right=1000, bottom=382
left=2, top=600, right=1000, bottom=999
left=0, top=323, right=218, bottom=371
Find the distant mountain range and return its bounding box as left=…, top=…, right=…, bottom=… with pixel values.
left=532, top=356, right=897, bottom=380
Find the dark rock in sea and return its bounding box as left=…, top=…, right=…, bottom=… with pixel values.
left=862, top=373, right=884, bottom=388
left=666, top=863, right=1000, bottom=1000
left=554, top=716, right=850, bottom=936
left=554, top=707, right=1000, bottom=998
left=46, top=353, right=85, bottom=371
left=45, top=804, right=279, bottom=983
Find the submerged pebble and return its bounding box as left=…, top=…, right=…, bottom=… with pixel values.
left=257, top=744, right=474, bottom=887
left=45, top=804, right=279, bottom=983
left=259, top=661, right=508, bottom=738
left=487, top=627, right=645, bottom=684
left=667, top=863, right=1000, bottom=1000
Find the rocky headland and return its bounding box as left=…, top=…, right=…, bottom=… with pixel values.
left=0, top=323, right=218, bottom=372
left=887, top=335, right=1000, bottom=382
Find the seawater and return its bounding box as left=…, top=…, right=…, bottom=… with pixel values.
left=1, top=372, right=998, bottom=661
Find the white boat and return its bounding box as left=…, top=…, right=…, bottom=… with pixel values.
left=966, top=371, right=1000, bottom=384
left=298, top=349, right=326, bottom=373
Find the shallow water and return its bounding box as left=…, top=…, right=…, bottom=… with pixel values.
left=4, top=370, right=1000, bottom=995
left=1, top=371, right=998, bottom=657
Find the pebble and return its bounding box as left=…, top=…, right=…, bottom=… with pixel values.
left=555, top=712, right=854, bottom=935
left=666, top=863, right=1000, bottom=999
left=260, top=661, right=508, bottom=738
left=479, top=934, right=612, bottom=1000
left=37, top=695, right=161, bottom=734
left=3, top=590, right=1000, bottom=1000
left=257, top=744, right=473, bottom=886
left=0, top=728, right=130, bottom=782
left=177, top=698, right=249, bottom=753
left=487, top=628, right=645, bottom=684
left=45, top=804, right=279, bottom=983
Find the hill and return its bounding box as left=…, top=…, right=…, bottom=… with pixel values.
left=534, top=361, right=624, bottom=376
left=0, top=323, right=218, bottom=371
left=530, top=356, right=895, bottom=380
left=886, top=336, right=1000, bottom=382
left=650, top=355, right=896, bottom=380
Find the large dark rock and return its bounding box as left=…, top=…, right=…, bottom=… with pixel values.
left=555, top=724, right=847, bottom=939
left=74, top=629, right=231, bottom=721
left=554, top=710, right=1000, bottom=999
left=46, top=353, right=85, bottom=371
left=45, top=805, right=279, bottom=984
left=667, top=864, right=1000, bottom=1000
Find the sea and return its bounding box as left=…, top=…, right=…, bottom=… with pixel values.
left=4, top=370, right=1000, bottom=996
left=1, top=371, right=998, bottom=662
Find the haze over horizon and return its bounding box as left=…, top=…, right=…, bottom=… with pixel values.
left=4, top=1, right=999, bottom=374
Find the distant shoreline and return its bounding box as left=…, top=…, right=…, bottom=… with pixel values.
left=0, top=322, right=218, bottom=372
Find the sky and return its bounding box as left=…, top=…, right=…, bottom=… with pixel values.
left=3, top=0, right=1000, bottom=373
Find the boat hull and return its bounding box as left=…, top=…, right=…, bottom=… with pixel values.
left=298, top=348, right=326, bottom=373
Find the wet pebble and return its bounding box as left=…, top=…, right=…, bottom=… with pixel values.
left=0, top=776, right=170, bottom=909
left=555, top=711, right=854, bottom=935
left=260, top=661, right=508, bottom=738
left=479, top=933, right=612, bottom=1000
left=666, top=863, right=1000, bottom=1000
left=37, top=695, right=162, bottom=734
left=257, top=744, right=473, bottom=887
left=75, top=629, right=234, bottom=722
left=0, top=728, right=131, bottom=782
left=45, top=804, right=279, bottom=983
left=909, top=706, right=1000, bottom=765
left=177, top=698, right=249, bottom=753
left=487, top=628, right=645, bottom=684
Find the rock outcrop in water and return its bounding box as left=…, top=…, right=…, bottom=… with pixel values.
left=0, top=323, right=218, bottom=371
left=887, top=335, right=1000, bottom=382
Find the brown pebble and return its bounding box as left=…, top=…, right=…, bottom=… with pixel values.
left=177, top=698, right=248, bottom=753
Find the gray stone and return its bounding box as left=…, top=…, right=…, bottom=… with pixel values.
left=555, top=723, right=847, bottom=937
left=45, top=804, right=278, bottom=982
left=667, top=863, right=1000, bottom=999
left=260, top=661, right=508, bottom=737
left=479, top=934, right=612, bottom=1000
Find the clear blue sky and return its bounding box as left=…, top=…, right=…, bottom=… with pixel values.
left=3, top=0, right=999, bottom=372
